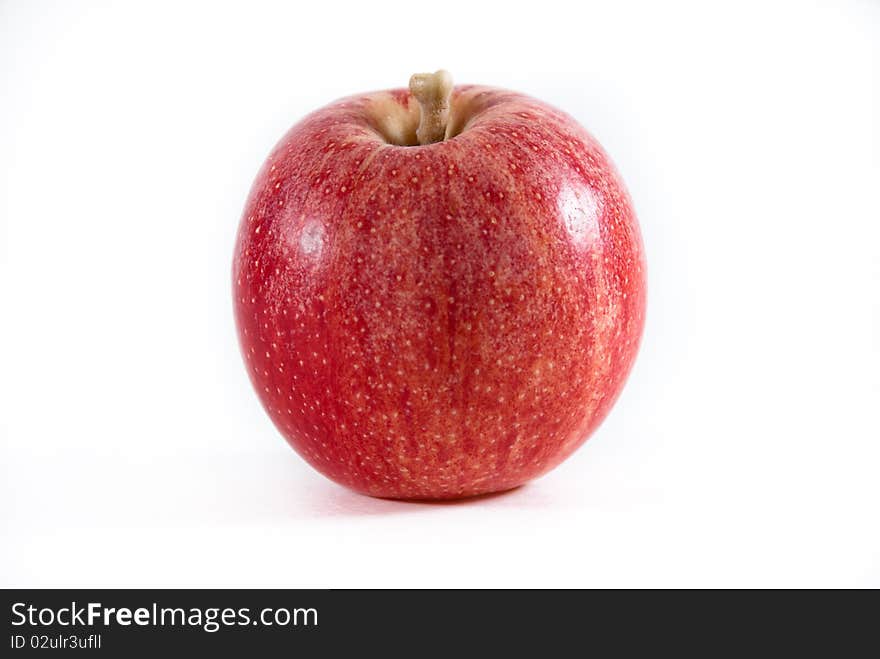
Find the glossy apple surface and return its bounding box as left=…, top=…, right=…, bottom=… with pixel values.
left=233, top=83, right=645, bottom=499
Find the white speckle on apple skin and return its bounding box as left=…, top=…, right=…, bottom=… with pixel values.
left=297, top=219, right=324, bottom=259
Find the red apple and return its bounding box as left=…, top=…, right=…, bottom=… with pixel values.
left=233, top=71, right=645, bottom=499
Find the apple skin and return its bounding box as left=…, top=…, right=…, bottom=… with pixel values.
left=233, top=85, right=645, bottom=499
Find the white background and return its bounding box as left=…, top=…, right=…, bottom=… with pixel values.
left=2, top=0, right=878, bottom=588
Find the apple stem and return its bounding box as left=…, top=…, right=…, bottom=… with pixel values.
left=409, top=70, right=453, bottom=145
